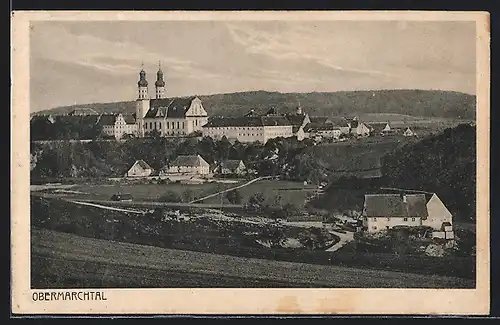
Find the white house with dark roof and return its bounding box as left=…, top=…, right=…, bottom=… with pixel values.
left=217, top=159, right=246, bottom=176
left=134, top=64, right=208, bottom=137
left=165, top=155, right=210, bottom=175
left=202, top=115, right=294, bottom=144
left=362, top=193, right=453, bottom=233
left=97, top=113, right=138, bottom=139
left=126, top=160, right=153, bottom=177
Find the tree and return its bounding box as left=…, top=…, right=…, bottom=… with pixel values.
left=248, top=193, right=265, bottom=207
left=145, top=129, right=162, bottom=139
left=225, top=189, right=242, bottom=204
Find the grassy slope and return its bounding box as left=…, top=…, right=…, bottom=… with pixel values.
left=34, top=90, right=476, bottom=119
left=31, top=228, right=474, bottom=289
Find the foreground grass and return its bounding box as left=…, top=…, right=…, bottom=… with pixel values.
left=31, top=228, right=475, bottom=289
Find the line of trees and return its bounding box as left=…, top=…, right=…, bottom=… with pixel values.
left=31, top=135, right=332, bottom=184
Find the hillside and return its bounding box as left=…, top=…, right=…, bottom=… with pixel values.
left=32, top=228, right=474, bottom=288
left=311, top=123, right=476, bottom=223
left=34, top=89, right=476, bottom=119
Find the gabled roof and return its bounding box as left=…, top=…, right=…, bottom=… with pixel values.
left=202, top=115, right=292, bottom=128
left=170, top=155, right=208, bottom=167
left=366, top=122, right=387, bottom=134
left=328, top=117, right=350, bottom=127
left=145, top=96, right=199, bottom=119
left=309, top=116, right=330, bottom=124
left=221, top=159, right=245, bottom=170
left=130, top=160, right=153, bottom=171
left=363, top=194, right=428, bottom=218
left=122, top=114, right=136, bottom=124
left=97, top=114, right=118, bottom=126
left=304, top=123, right=341, bottom=132
left=285, top=114, right=308, bottom=126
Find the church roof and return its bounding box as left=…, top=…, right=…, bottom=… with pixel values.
left=138, top=69, right=148, bottom=87
left=155, top=68, right=165, bottom=87
left=145, top=96, right=198, bottom=119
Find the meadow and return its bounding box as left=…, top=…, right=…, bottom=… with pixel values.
left=31, top=228, right=475, bottom=289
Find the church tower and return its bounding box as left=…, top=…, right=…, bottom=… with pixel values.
left=296, top=101, right=303, bottom=115
left=155, top=61, right=166, bottom=99
left=137, top=65, right=149, bottom=100
left=136, top=64, right=150, bottom=137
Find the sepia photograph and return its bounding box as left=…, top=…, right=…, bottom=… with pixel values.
left=11, top=10, right=490, bottom=315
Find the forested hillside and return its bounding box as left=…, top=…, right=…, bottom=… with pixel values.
left=311, top=124, right=476, bottom=223
left=34, top=89, right=475, bottom=119
left=381, top=123, right=476, bottom=222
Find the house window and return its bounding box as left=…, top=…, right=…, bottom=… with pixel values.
left=373, top=217, right=377, bottom=221
left=166, top=122, right=169, bottom=129
left=403, top=217, right=408, bottom=221
left=149, top=122, right=153, bottom=129
left=177, top=122, right=180, bottom=129
left=373, top=226, right=377, bottom=230
left=387, top=218, right=390, bottom=221
left=386, top=226, right=390, bottom=229
left=182, top=122, right=185, bottom=129
left=411, top=217, right=416, bottom=221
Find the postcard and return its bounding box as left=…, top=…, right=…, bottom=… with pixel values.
left=11, top=10, right=490, bottom=315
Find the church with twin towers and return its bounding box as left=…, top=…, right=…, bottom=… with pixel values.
left=135, top=63, right=208, bottom=137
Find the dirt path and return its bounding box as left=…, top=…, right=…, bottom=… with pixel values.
left=326, top=231, right=354, bottom=252
left=67, top=200, right=145, bottom=214
left=188, top=176, right=272, bottom=204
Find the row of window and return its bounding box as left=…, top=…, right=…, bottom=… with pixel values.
left=368, top=217, right=416, bottom=222
left=207, top=127, right=264, bottom=131
left=144, top=120, right=202, bottom=131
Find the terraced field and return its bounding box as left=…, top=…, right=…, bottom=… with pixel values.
left=31, top=228, right=475, bottom=289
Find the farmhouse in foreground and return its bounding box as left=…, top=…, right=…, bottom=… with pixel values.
left=362, top=193, right=453, bottom=234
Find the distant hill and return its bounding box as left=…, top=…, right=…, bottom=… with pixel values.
left=35, top=89, right=476, bottom=120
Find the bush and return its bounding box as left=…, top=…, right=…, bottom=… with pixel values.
left=225, top=189, right=242, bottom=205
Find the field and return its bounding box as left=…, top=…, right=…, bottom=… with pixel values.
left=201, top=180, right=319, bottom=207
left=31, top=228, right=475, bottom=289
left=38, top=179, right=319, bottom=208
left=66, top=182, right=236, bottom=202
left=31, top=196, right=476, bottom=283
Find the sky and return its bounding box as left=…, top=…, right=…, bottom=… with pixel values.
left=29, top=20, right=476, bottom=112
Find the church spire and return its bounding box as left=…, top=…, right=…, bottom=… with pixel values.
left=137, top=63, right=148, bottom=100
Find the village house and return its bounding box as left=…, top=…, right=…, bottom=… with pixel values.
left=97, top=113, right=138, bottom=139
left=349, top=118, right=371, bottom=137
left=125, top=160, right=153, bottom=177
left=134, top=65, right=208, bottom=137
left=216, top=159, right=247, bottom=176
left=403, top=127, right=416, bottom=137
left=304, top=123, right=342, bottom=139
left=166, top=154, right=210, bottom=175
left=361, top=193, right=453, bottom=233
